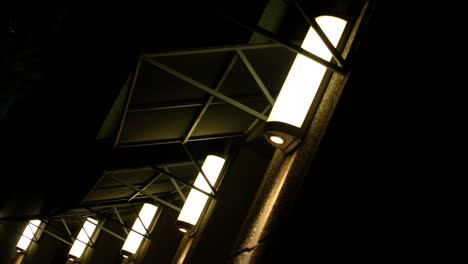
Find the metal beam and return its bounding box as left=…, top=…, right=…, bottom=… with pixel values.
left=99, top=225, right=126, bottom=242
left=291, top=0, right=346, bottom=67
left=224, top=15, right=344, bottom=74
left=52, top=210, right=95, bottom=219
left=111, top=176, right=181, bottom=212
left=103, top=161, right=194, bottom=175
left=182, top=54, right=238, bottom=144
left=113, top=59, right=142, bottom=150
left=129, top=102, right=205, bottom=112
left=52, top=200, right=150, bottom=219
left=128, top=95, right=265, bottom=113
left=128, top=172, right=164, bottom=201
left=245, top=105, right=272, bottom=137
left=43, top=228, right=74, bottom=246
left=169, top=174, right=186, bottom=202
left=181, top=144, right=216, bottom=195
left=29, top=222, right=73, bottom=247
left=118, top=133, right=243, bottom=148
left=68, top=201, right=145, bottom=214
left=153, top=161, right=194, bottom=168
left=103, top=167, right=152, bottom=175
left=143, top=42, right=289, bottom=58
left=113, top=206, right=129, bottom=235
left=145, top=59, right=268, bottom=121
left=84, top=207, right=149, bottom=238
left=236, top=49, right=275, bottom=105
left=152, top=166, right=215, bottom=199
left=60, top=218, right=74, bottom=241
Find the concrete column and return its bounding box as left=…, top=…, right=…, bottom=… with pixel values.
left=228, top=2, right=370, bottom=262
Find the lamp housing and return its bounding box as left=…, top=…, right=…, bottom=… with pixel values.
left=265, top=15, right=348, bottom=152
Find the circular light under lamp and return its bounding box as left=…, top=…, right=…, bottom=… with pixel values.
left=176, top=220, right=195, bottom=234
left=269, top=136, right=284, bottom=144
left=120, top=249, right=134, bottom=259
left=264, top=121, right=302, bottom=153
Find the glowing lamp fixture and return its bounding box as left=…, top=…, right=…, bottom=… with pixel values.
left=16, top=220, right=41, bottom=253
left=176, top=155, right=226, bottom=233
left=265, top=15, right=347, bottom=152
left=68, top=218, right=99, bottom=261
left=120, top=203, right=158, bottom=258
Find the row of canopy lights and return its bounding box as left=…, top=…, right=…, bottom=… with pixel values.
left=16, top=155, right=226, bottom=261
left=15, top=14, right=349, bottom=262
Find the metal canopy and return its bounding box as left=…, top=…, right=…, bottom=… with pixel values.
left=116, top=46, right=297, bottom=149
left=0, top=1, right=364, bottom=222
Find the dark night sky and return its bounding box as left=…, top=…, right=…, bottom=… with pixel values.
left=0, top=2, right=266, bottom=217
left=1, top=5, right=141, bottom=216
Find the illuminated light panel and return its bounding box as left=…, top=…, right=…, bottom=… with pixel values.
left=267, top=16, right=347, bottom=128
left=177, top=155, right=225, bottom=231
left=16, top=220, right=41, bottom=252
left=68, top=218, right=98, bottom=260
left=121, top=203, right=158, bottom=257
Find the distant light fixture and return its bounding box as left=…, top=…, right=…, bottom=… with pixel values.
left=265, top=15, right=347, bottom=152
left=68, top=218, right=99, bottom=261
left=176, top=155, right=226, bottom=233
left=120, top=203, right=158, bottom=258
left=16, top=220, right=41, bottom=253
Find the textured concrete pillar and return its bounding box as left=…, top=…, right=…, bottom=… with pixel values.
left=228, top=3, right=370, bottom=262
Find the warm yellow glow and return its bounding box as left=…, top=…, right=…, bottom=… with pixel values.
left=269, top=136, right=284, bottom=144
left=267, top=16, right=347, bottom=128
left=121, top=203, right=158, bottom=256
left=16, top=220, right=41, bottom=252
left=177, top=155, right=226, bottom=229
left=68, top=218, right=98, bottom=259
left=179, top=228, right=187, bottom=233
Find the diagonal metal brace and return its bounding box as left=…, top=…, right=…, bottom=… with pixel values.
left=236, top=49, right=275, bottom=105
left=223, top=15, right=345, bottom=74
left=110, top=176, right=181, bottom=212
left=144, top=58, right=268, bottom=121
left=290, top=0, right=346, bottom=67
left=152, top=166, right=215, bottom=199
left=31, top=222, right=73, bottom=247
left=181, top=144, right=216, bottom=195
